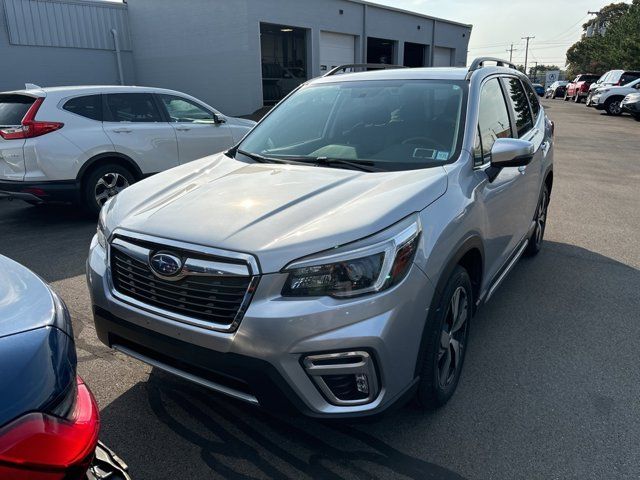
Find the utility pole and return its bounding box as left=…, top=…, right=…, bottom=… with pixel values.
left=506, top=44, right=518, bottom=63
left=521, top=35, right=535, bottom=74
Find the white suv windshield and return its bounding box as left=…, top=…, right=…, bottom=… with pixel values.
left=238, top=79, right=467, bottom=172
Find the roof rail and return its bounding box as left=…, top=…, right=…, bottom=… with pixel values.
left=466, top=57, right=518, bottom=80
left=323, top=63, right=407, bottom=77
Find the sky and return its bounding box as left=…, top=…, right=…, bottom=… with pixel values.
left=367, top=0, right=626, bottom=68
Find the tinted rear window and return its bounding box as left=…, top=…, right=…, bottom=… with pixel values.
left=502, top=77, right=534, bottom=138
left=63, top=95, right=102, bottom=121
left=104, top=93, right=162, bottom=123
left=0, top=95, right=35, bottom=125
left=621, top=72, right=640, bottom=85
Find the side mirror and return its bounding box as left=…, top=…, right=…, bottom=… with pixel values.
left=490, top=138, right=534, bottom=168
left=485, top=138, right=535, bottom=181
left=213, top=113, right=226, bottom=124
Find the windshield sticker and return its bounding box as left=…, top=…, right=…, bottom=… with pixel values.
left=413, top=148, right=436, bottom=159
left=436, top=151, right=450, bottom=161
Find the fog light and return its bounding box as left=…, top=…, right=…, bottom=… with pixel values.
left=355, top=373, right=369, bottom=394
left=303, top=351, right=379, bottom=406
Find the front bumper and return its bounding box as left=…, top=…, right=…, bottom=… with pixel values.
left=621, top=100, right=640, bottom=114
left=0, top=179, right=78, bottom=203
left=87, top=236, right=433, bottom=417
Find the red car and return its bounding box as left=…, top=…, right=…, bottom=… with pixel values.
left=564, top=74, right=601, bottom=103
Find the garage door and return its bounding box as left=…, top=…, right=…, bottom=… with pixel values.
left=320, top=32, right=355, bottom=74
left=433, top=47, right=453, bottom=67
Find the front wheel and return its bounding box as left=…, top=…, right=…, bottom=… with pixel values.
left=416, top=266, right=472, bottom=409
left=525, top=184, right=549, bottom=257
left=563, top=92, right=570, bottom=101
left=83, top=164, right=135, bottom=215
left=573, top=93, right=582, bottom=103
left=605, top=97, right=623, bottom=116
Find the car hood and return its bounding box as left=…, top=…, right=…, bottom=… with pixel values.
left=105, top=153, right=448, bottom=273
left=0, top=255, right=70, bottom=338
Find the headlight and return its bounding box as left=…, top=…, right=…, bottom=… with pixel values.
left=96, top=201, right=111, bottom=250
left=282, top=219, right=421, bottom=298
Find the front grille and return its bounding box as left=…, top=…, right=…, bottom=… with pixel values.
left=110, top=237, right=255, bottom=328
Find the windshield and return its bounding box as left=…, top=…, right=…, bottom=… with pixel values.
left=237, top=79, right=467, bottom=172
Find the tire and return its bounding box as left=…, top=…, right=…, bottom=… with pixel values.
left=82, top=163, right=135, bottom=215
left=416, top=265, right=473, bottom=410
left=604, top=97, right=623, bottom=116
left=563, top=92, right=570, bottom=101
left=634, top=114, right=640, bottom=122
left=525, top=183, right=549, bottom=257
left=573, top=93, right=581, bottom=103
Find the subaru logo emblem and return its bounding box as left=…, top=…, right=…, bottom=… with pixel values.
left=149, top=252, right=183, bottom=278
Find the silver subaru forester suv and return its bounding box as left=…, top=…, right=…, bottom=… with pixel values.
left=87, top=58, right=554, bottom=417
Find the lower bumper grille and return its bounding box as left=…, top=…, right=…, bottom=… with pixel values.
left=109, top=234, right=258, bottom=330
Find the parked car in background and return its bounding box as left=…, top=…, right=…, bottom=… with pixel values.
left=586, top=69, right=640, bottom=104
left=532, top=83, right=545, bottom=96
left=88, top=59, right=554, bottom=418
left=564, top=74, right=601, bottom=103
left=621, top=92, right=640, bottom=120
left=545, top=81, right=568, bottom=99
left=0, top=255, right=130, bottom=480
left=589, top=77, right=640, bottom=115
left=0, top=85, right=256, bottom=214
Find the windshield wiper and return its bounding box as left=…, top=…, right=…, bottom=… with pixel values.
left=270, top=155, right=381, bottom=172
left=236, top=149, right=290, bottom=165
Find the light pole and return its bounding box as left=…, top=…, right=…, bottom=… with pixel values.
left=506, top=43, right=517, bottom=63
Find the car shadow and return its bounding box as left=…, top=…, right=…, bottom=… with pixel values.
left=96, top=241, right=639, bottom=480
left=0, top=199, right=95, bottom=282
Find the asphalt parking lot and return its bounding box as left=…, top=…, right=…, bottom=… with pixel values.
left=1, top=100, right=639, bottom=480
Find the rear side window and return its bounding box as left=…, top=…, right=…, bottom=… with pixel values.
left=104, top=93, right=162, bottom=123
left=620, top=72, right=640, bottom=85
left=475, top=78, right=512, bottom=165
left=521, top=81, right=540, bottom=123
left=63, top=95, right=102, bottom=121
left=502, top=77, right=534, bottom=137
left=0, top=95, right=35, bottom=125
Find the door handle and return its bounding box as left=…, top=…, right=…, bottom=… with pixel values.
left=175, top=126, right=191, bottom=131
left=113, top=128, right=132, bottom=133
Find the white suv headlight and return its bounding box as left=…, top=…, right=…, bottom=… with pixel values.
left=282, top=218, right=421, bottom=298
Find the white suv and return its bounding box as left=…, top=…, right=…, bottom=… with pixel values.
left=0, top=85, right=255, bottom=213
left=588, top=77, right=640, bottom=115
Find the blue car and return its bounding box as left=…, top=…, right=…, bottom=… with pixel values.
left=533, top=83, right=545, bottom=97
left=0, top=255, right=129, bottom=480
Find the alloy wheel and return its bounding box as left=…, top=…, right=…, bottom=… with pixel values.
left=534, top=188, right=548, bottom=248
left=94, top=173, right=130, bottom=207
left=608, top=101, right=622, bottom=115
left=437, top=286, right=469, bottom=388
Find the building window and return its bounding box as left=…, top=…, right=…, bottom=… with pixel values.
left=403, top=42, right=427, bottom=67
left=367, top=37, right=396, bottom=64
left=260, top=23, right=308, bottom=106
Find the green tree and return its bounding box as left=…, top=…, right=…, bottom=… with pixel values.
left=566, top=0, right=640, bottom=77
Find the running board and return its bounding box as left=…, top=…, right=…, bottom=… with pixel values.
left=112, top=344, right=260, bottom=406
left=484, top=240, right=529, bottom=303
